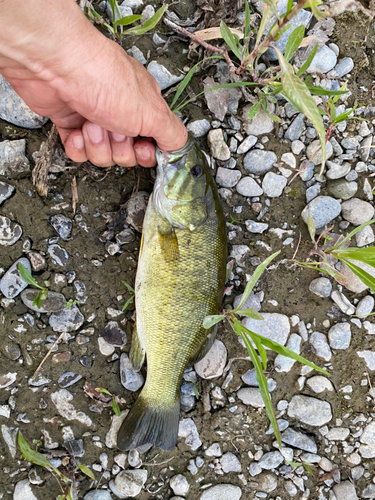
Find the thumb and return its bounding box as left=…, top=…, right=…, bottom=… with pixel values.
left=152, top=106, right=188, bottom=152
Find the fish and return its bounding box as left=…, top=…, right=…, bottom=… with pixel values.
left=117, top=134, right=227, bottom=451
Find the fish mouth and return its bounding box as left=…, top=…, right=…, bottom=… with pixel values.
left=156, top=134, right=195, bottom=167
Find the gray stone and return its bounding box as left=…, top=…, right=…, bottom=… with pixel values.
left=292, top=140, right=305, bottom=155
left=116, top=228, right=135, bottom=245
left=309, top=277, right=332, bottom=298
left=306, top=45, right=337, bottom=74
left=0, top=372, right=17, bottom=389
left=49, top=305, right=84, bottom=332
left=141, top=4, right=154, bottom=21
left=326, top=162, right=351, bottom=180
left=48, top=244, right=69, bottom=266
left=360, top=135, right=372, bottom=161
left=13, top=479, right=38, bottom=500
left=241, top=368, right=275, bottom=391
left=242, top=103, right=274, bottom=136
left=356, top=224, right=374, bottom=247
left=101, top=321, right=127, bottom=346
left=257, top=473, right=277, bottom=493
left=306, top=376, right=334, bottom=393
left=0, top=257, right=30, bottom=299
left=341, top=198, right=375, bottom=225
left=299, top=161, right=315, bottom=181
left=356, top=295, right=374, bottom=317
left=220, top=452, right=241, bottom=473
left=310, top=331, right=332, bottom=361
left=126, top=45, right=147, bottom=65
left=327, top=179, right=358, bottom=200
left=328, top=322, right=351, bottom=349
left=259, top=451, right=284, bottom=470
left=305, top=139, right=333, bottom=165
left=326, top=427, right=350, bottom=441
left=29, top=251, right=46, bottom=271
left=113, top=469, right=147, bottom=497
left=244, top=150, right=277, bottom=175
left=187, top=119, right=211, bottom=138
left=147, top=61, right=184, bottom=90
left=340, top=259, right=375, bottom=293
left=121, top=0, right=143, bottom=9
left=341, top=136, right=360, bottom=150
left=363, top=485, right=375, bottom=498
left=245, top=220, right=268, bottom=233
left=281, top=428, right=317, bottom=453
left=236, top=177, right=263, bottom=197
left=50, top=214, right=72, bottom=241
left=328, top=57, right=354, bottom=78
left=204, top=76, right=228, bottom=121
left=0, top=75, right=47, bottom=128
left=126, top=191, right=149, bottom=233
left=200, top=484, right=242, bottom=500
left=359, top=421, right=375, bottom=458
left=0, top=139, right=30, bottom=176
left=83, top=490, right=113, bottom=500
left=170, top=474, right=189, bottom=496
left=21, top=289, right=66, bottom=313
left=237, top=387, right=265, bottom=408
left=58, top=372, right=83, bottom=389
left=120, top=353, right=144, bottom=392
left=242, top=313, right=290, bottom=346
left=178, top=418, right=202, bottom=450
left=274, top=334, right=301, bottom=373
left=332, top=481, right=358, bottom=500
left=288, top=395, right=332, bottom=426
left=285, top=113, right=305, bottom=142
left=357, top=351, right=375, bottom=370
left=194, top=340, right=227, bottom=379
left=0, top=181, right=14, bottom=205
left=205, top=442, right=222, bottom=457
left=51, top=389, right=92, bottom=426
left=216, top=167, right=241, bottom=187
left=237, top=135, right=257, bottom=154
left=306, top=184, right=321, bottom=203
left=0, top=215, right=22, bottom=246
left=262, top=172, right=287, bottom=197
left=331, top=290, right=355, bottom=315
left=301, top=196, right=341, bottom=229
left=233, top=292, right=261, bottom=312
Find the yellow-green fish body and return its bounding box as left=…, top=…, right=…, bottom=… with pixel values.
left=117, top=135, right=227, bottom=451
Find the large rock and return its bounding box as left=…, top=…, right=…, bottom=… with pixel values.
left=147, top=60, right=184, bottom=90
left=242, top=313, right=290, bottom=347
left=288, top=395, right=332, bottom=426
left=0, top=257, right=30, bottom=299
left=301, top=196, right=341, bottom=229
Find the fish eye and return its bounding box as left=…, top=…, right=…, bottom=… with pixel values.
left=190, top=165, right=203, bottom=178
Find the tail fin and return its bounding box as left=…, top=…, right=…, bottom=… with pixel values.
left=117, top=395, right=180, bottom=452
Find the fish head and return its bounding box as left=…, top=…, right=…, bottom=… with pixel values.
left=155, top=135, right=212, bottom=230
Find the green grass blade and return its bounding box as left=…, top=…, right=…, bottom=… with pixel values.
left=122, top=296, right=134, bottom=311
left=237, top=308, right=264, bottom=320
left=112, top=398, right=121, bottom=416
left=96, top=388, right=111, bottom=395
left=341, top=259, right=375, bottom=293
left=235, top=251, right=280, bottom=311
left=203, top=314, right=225, bottom=329
left=333, top=247, right=375, bottom=267
left=256, top=4, right=274, bottom=46
left=251, top=332, right=268, bottom=370
left=306, top=84, right=347, bottom=97
left=220, top=21, right=242, bottom=60
left=77, top=464, right=95, bottom=480
left=18, top=263, right=42, bottom=289
left=329, top=219, right=375, bottom=250
left=121, top=281, right=135, bottom=293
left=296, top=44, right=318, bottom=76
left=244, top=1, right=251, bottom=38
left=114, top=14, right=143, bottom=28
left=122, top=5, right=167, bottom=36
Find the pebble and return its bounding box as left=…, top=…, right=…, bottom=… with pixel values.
left=306, top=184, right=321, bottom=203
left=29, top=251, right=46, bottom=271
left=83, top=490, right=113, bottom=500
left=306, top=376, right=334, bottom=393
left=120, top=353, right=144, bottom=392
left=49, top=305, right=84, bottom=332
left=237, top=135, right=257, bottom=154
left=50, top=214, right=72, bottom=241
left=105, top=411, right=128, bottom=449
left=116, top=228, right=135, bottom=245
left=21, top=289, right=66, bottom=313
left=0, top=215, right=22, bottom=246
left=292, top=140, right=305, bottom=155
left=0, top=372, right=17, bottom=389
left=237, top=387, right=265, bottom=408
left=178, top=418, right=202, bottom=450
left=306, top=45, right=337, bottom=74
left=242, top=313, right=290, bottom=347
left=357, top=350, right=375, bottom=370
left=244, top=150, right=277, bottom=175
left=13, top=479, right=38, bottom=500
left=220, top=452, right=241, bottom=473
left=126, top=45, right=147, bottom=65
left=141, top=4, right=155, bottom=20
left=331, top=290, right=355, bottom=315
left=257, top=473, right=277, bottom=493
left=340, top=260, right=375, bottom=293
left=285, top=113, right=305, bottom=142
left=363, top=485, right=375, bottom=498
left=111, top=469, right=147, bottom=497
left=356, top=295, right=374, bottom=317
left=310, top=331, right=332, bottom=361
left=328, top=322, right=351, bottom=349
left=0, top=138, right=30, bottom=177
left=194, top=339, right=227, bottom=379
left=242, top=103, right=274, bottom=136
left=259, top=451, right=284, bottom=470
left=0, top=257, right=30, bottom=298
left=326, top=427, right=350, bottom=440
left=186, top=119, right=211, bottom=138
left=328, top=57, right=354, bottom=78
left=170, top=474, right=190, bottom=496
left=98, top=337, right=115, bottom=356
left=274, top=334, right=301, bottom=372
left=101, top=321, right=127, bottom=346
left=0, top=75, right=47, bottom=128
left=360, top=135, right=372, bottom=161
left=327, top=179, right=358, bottom=200
left=126, top=191, right=149, bottom=233
left=147, top=60, right=183, bottom=90
left=326, top=161, right=351, bottom=179
left=233, top=292, right=261, bottom=312
left=309, top=277, right=332, bottom=298
left=51, top=389, right=92, bottom=426
left=208, top=130, right=231, bottom=161
left=262, top=172, right=287, bottom=197
left=301, top=196, right=341, bottom=229
left=205, top=442, right=222, bottom=457
left=200, top=484, right=242, bottom=500
left=281, top=428, right=317, bottom=453
left=360, top=421, right=375, bottom=457
left=305, top=139, right=333, bottom=165
left=341, top=198, right=375, bottom=225
left=216, top=167, right=241, bottom=187
left=1, top=342, right=21, bottom=361
left=288, top=395, right=332, bottom=426
left=58, top=372, right=83, bottom=389
left=236, top=177, right=263, bottom=197
left=48, top=243, right=69, bottom=266
left=0, top=181, right=14, bottom=205
left=245, top=220, right=268, bottom=234
left=1, top=424, right=17, bottom=457
left=333, top=481, right=358, bottom=500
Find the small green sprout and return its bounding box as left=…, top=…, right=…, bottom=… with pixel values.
left=288, top=456, right=315, bottom=476
left=95, top=388, right=121, bottom=416
left=18, top=263, right=49, bottom=308
left=65, top=299, right=80, bottom=309
left=121, top=280, right=135, bottom=311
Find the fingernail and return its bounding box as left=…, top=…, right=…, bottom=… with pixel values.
left=135, top=147, right=151, bottom=161
left=86, top=123, right=104, bottom=143
left=72, top=134, right=85, bottom=149
left=110, top=132, right=126, bottom=142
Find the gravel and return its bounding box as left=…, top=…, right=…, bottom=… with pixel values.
left=287, top=395, right=332, bottom=426
left=50, top=214, right=73, bottom=241
left=244, top=150, right=277, bottom=175
left=194, top=340, right=227, bottom=379
left=208, top=129, right=231, bottom=161
left=147, top=60, right=184, bottom=90
left=220, top=452, right=242, bottom=473
left=49, top=305, right=84, bottom=332
left=328, top=322, right=351, bottom=349
left=309, top=331, right=332, bottom=361
left=341, top=198, right=375, bottom=225
left=309, top=277, right=332, bottom=298
left=306, top=376, right=334, bottom=393
left=237, top=135, right=257, bottom=154
left=170, top=474, right=190, bottom=496
left=301, top=196, right=341, bottom=229
left=178, top=418, right=202, bottom=451
left=216, top=167, right=241, bottom=187
left=200, top=484, right=242, bottom=500
left=236, top=176, right=263, bottom=197
left=13, top=480, right=38, bottom=500
left=306, top=44, right=337, bottom=73
left=262, top=172, right=287, bottom=197
left=281, top=428, right=317, bottom=453
left=327, top=57, right=354, bottom=78
left=333, top=481, right=358, bottom=500
left=120, top=353, right=144, bottom=391
left=187, top=119, right=211, bottom=138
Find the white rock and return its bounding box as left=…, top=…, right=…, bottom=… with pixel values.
left=178, top=418, right=202, bottom=450
left=357, top=351, right=375, bottom=370
left=333, top=481, right=358, bottom=500
left=242, top=313, right=290, bottom=347
left=306, top=376, right=334, bottom=393
left=113, top=469, right=148, bottom=497
left=147, top=61, right=184, bottom=90
left=331, top=290, right=355, bottom=315
left=242, top=102, right=275, bottom=136
left=1, top=424, right=18, bottom=458
left=105, top=411, right=128, bottom=448
left=0, top=372, right=17, bottom=389
left=237, top=388, right=265, bottom=408
left=237, top=135, right=257, bottom=154
left=50, top=390, right=92, bottom=426
left=325, top=427, right=350, bottom=441
left=220, top=452, right=241, bottom=473
left=205, top=442, right=222, bottom=457
left=194, top=340, right=227, bottom=379
left=200, top=484, right=242, bottom=500
left=236, top=177, right=263, bottom=197
left=13, top=480, right=38, bottom=500
left=287, top=395, right=332, bottom=426
left=216, top=167, right=241, bottom=187
left=170, top=474, right=189, bottom=496
left=274, top=334, right=302, bottom=372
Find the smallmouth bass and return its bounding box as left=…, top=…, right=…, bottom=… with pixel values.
left=117, top=135, right=227, bottom=451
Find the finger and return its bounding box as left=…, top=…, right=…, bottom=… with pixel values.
left=148, top=99, right=188, bottom=152
left=109, top=134, right=137, bottom=167
left=82, top=122, right=115, bottom=168
left=134, top=138, right=156, bottom=168
left=57, top=127, right=89, bottom=163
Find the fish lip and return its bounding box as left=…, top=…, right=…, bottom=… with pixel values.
left=156, top=134, right=195, bottom=166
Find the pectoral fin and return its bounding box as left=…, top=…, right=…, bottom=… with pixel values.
left=129, top=322, right=145, bottom=371
left=158, top=221, right=179, bottom=261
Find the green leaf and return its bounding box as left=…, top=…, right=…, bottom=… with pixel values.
left=109, top=0, right=122, bottom=21
left=329, top=219, right=375, bottom=251
left=122, top=5, right=167, bottom=36
left=121, top=281, right=135, bottom=293
left=251, top=331, right=268, bottom=370
left=307, top=214, right=316, bottom=242
left=203, top=314, right=225, bottom=329
left=67, top=488, right=74, bottom=500
left=284, top=25, right=305, bottom=62
left=18, top=263, right=42, bottom=289
left=341, top=259, right=375, bottom=293
left=334, top=109, right=354, bottom=124
left=96, top=388, right=111, bottom=395
left=114, top=14, right=143, bottom=28
left=333, top=247, right=375, bottom=268
left=296, top=44, right=318, bottom=76
left=112, top=398, right=121, bottom=417
left=220, top=21, right=242, bottom=60
left=244, top=1, right=251, bottom=38
left=247, top=100, right=262, bottom=120
left=255, top=4, right=274, bottom=47
left=306, top=84, right=347, bottom=97
left=237, top=308, right=264, bottom=320
left=276, top=47, right=326, bottom=173
left=235, top=251, right=280, bottom=311
left=287, top=0, right=293, bottom=12
left=307, top=0, right=327, bottom=20
left=78, top=464, right=95, bottom=480
left=32, top=292, right=42, bottom=309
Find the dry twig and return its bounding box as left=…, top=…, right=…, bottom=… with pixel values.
left=32, top=124, right=58, bottom=197
left=30, top=330, right=67, bottom=381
